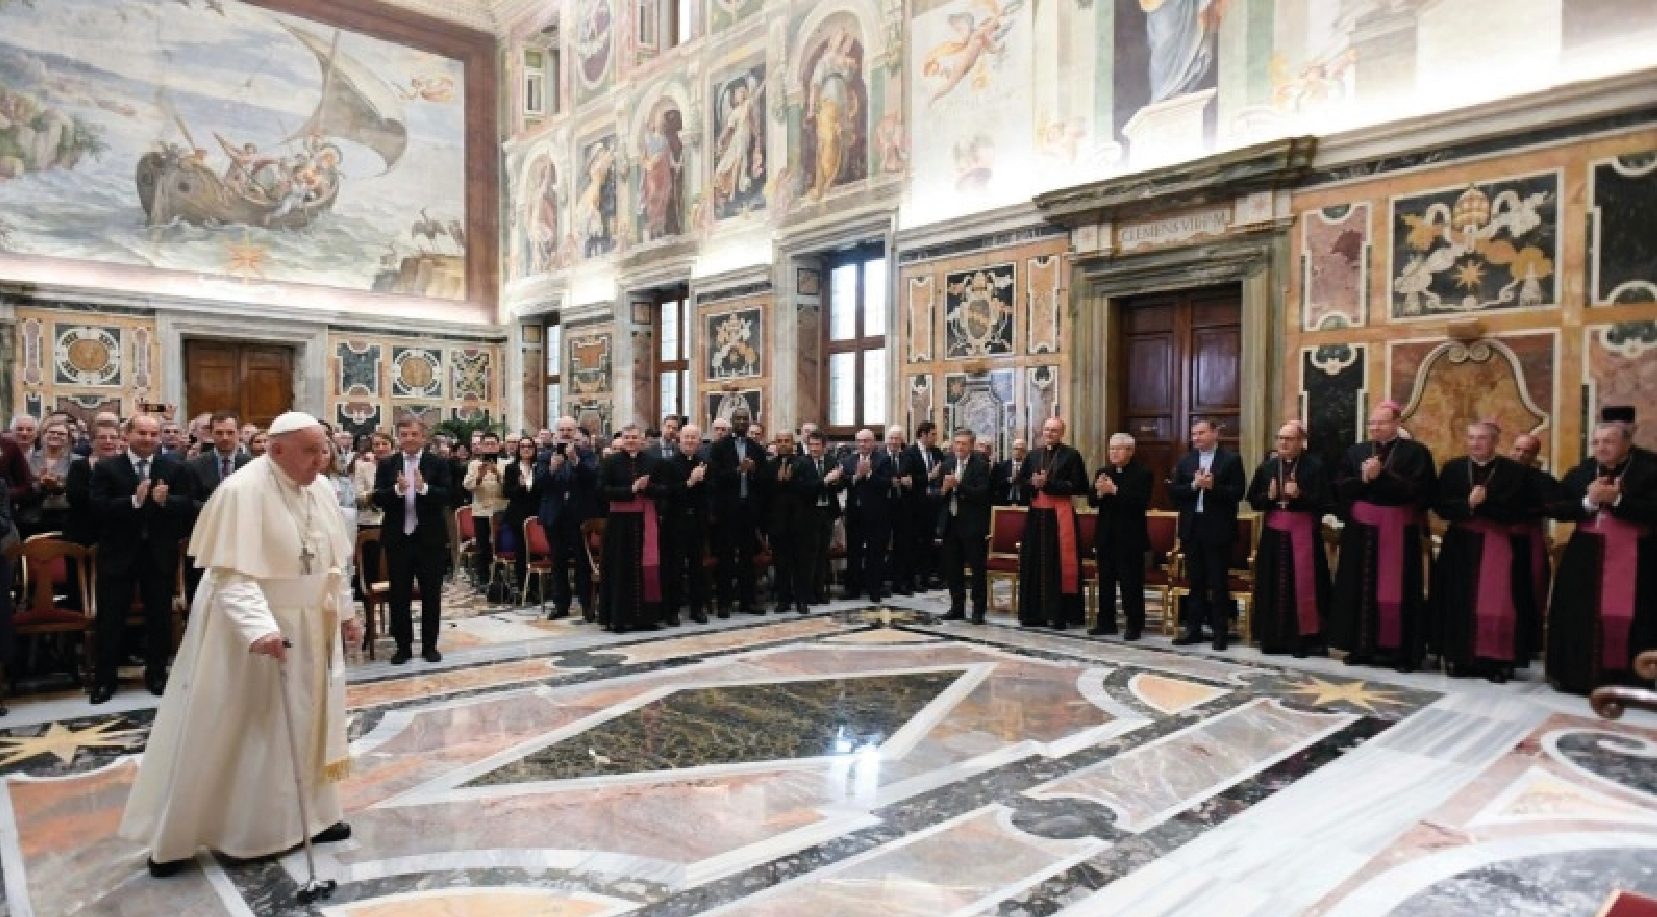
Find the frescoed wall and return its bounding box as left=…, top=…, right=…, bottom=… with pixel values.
left=0, top=0, right=494, bottom=308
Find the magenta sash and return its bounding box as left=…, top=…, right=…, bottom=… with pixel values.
left=1458, top=517, right=1517, bottom=662
left=611, top=497, right=662, bottom=602
left=1351, top=501, right=1417, bottom=649
left=1578, top=512, right=1650, bottom=669
left=1265, top=509, right=1320, bottom=635
left=1512, top=521, right=1548, bottom=611
left=1030, top=492, right=1081, bottom=595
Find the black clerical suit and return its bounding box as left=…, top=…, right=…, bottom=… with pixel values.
left=759, top=452, right=821, bottom=613
left=709, top=434, right=765, bottom=613
left=655, top=450, right=711, bottom=622
left=992, top=457, right=1031, bottom=506
left=1088, top=460, right=1153, bottom=636
left=1169, top=447, right=1246, bottom=646
left=373, top=450, right=452, bottom=657
left=938, top=451, right=991, bottom=621
left=841, top=450, right=894, bottom=602
left=90, top=450, right=193, bottom=692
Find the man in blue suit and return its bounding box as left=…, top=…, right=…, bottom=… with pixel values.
left=1170, top=419, right=1247, bottom=651
left=535, top=415, right=600, bottom=621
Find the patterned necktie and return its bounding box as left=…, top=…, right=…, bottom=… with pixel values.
left=135, top=458, right=149, bottom=481
left=404, top=456, right=418, bottom=534
left=221, top=456, right=232, bottom=481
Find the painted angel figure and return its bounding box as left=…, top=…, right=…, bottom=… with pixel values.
left=922, top=0, right=1024, bottom=106
left=712, top=75, right=766, bottom=208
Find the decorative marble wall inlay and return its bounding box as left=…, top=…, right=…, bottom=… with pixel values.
left=1583, top=321, right=1657, bottom=452
left=907, top=374, right=933, bottom=429
left=391, top=347, right=445, bottom=400
left=20, top=317, right=42, bottom=387
left=336, top=402, right=383, bottom=440
left=946, top=369, right=1016, bottom=460
left=130, top=327, right=151, bottom=389
left=567, top=329, right=614, bottom=397
left=945, top=264, right=1016, bottom=358
left=1588, top=151, right=1657, bottom=305
left=1389, top=172, right=1559, bottom=318
left=1302, top=203, right=1370, bottom=330
left=450, top=348, right=492, bottom=403
left=906, top=275, right=934, bottom=363
left=1026, top=254, right=1062, bottom=354
left=1301, top=344, right=1367, bottom=473
left=1026, top=364, right=1059, bottom=443
left=706, top=307, right=764, bottom=381
left=52, top=325, right=122, bottom=387
left=1390, top=335, right=1555, bottom=467
left=338, top=341, right=383, bottom=396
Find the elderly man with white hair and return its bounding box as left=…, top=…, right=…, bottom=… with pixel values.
left=1545, top=406, right=1657, bottom=694
left=1088, top=433, right=1154, bottom=639
left=123, top=411, right=363, bottom=877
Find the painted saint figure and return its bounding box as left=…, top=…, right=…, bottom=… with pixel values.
left=712, top=75, right=766, bottom=214
left=805, top=30, right=865, bottom=200
left=1145, top=0, right=1226, bottom=103
left=638, top=105, right=684, bottom=240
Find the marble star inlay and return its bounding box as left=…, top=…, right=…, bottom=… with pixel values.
left=0, top=721, right=144, bottom=767
left=1282, top=676, right=1405, bottom=713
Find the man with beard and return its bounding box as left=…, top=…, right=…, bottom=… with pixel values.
left=655, top=424, right=711, bottom=624
left=1545, top=407, right=1656, bottom=694
left=840, top=428, right=894, bottom=603
left=1330, top=402, right=1437, bottom=672
left=1170, top=419, right=1246, bottom=652
left=1246, top=421, right=1333, bottom=656
left=938, top=428, right=991, bottom=624
left=758, top=431, right=820, bottom=614
left=1431, top=420, right=1537, bottom=683
left=1088, top=433, right=1154, bottom=639
left=597, top=425, right=664, bottom=633
left=1017, top=418, right=1089, bottom=629
left=709, top=408, right=764, bottom=615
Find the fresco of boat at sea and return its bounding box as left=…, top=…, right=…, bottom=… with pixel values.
left=137, top=23, right=407, bottom=232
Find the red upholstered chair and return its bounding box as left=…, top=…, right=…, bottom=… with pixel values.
left=1145, top=510, right=1179, bottom=635
left=15, top=537, right=94, bottom=686
left=522, top=518, right=553, bottom=609
left=1076, top=509, right=1101, bottom=629
left=986, top=506, right=1026, bottom=616
left=1166, top=512, right=1259, bottom=642
left=487, top=515, right=520, bottom=602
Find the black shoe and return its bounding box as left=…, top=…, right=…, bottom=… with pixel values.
left=1211, top=638, right=1228, bottom=652
left=1342, top=654, right=1371, bottom=666
left=795, top=602, right=809, bottom=615
left=145, top=672, right=167, bottom=697
left=312, top=822, right=352, bottom=844
left=390, top=648, right=413, bottom=665
left=547, top=608, right=569, bottom=620
left=1395, top=662, right=1415, bottom=674
left=895, top=588, right=914, bottom=597
left=148, top=856, right=187, bottom=878
left=422, top=648, right=442, bottom=664
left=943, top=609, right=966, bottom=620
left=1049, top=620, right=1067, bottom=631
left=743, top=606, right=764, bottom=616
left=1123, top=628, right=1142, bottom=641
left=970, top=612, right=986, bottom=625
left=1086, top=626, right=1114, bottom=637
left=691, top=610, right=708, bottom=624
left=664, top=615, right=681, bottom=626
left=1172, top=633, right=1203, bottom=646
left=90, top=683, right=116, bottom=705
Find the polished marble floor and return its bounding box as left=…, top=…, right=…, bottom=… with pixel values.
left=2, top=591, right=1654, bottom=916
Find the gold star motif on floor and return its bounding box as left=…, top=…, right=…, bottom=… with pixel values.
left=0, top=721, right=144, bottom=768
left=225, top=233, right=268, bottom=280
left=1282, top=676, right=1405, bottom=713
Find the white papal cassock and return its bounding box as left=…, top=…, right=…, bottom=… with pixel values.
left=121, top=454, right=354, bottom=862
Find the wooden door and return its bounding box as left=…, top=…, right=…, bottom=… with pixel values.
left=184, top=340, right=294, bottom=428
left=1115, top=287, right=1241, bottom=508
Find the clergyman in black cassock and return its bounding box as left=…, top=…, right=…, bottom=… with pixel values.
left=1169, top=420, right=1247, bottom=651
left=841, top=430, right=894, bottom=603
left=1430, top=422, right=1539, bottom=683
left=1544, top=412, right=1657, bottom=694
left=758, top=433, right=821, bottom=614
left=597, top=427, right=665, bottom=634
left=1087, top=435, right=1153, bottom=638
left=1329, top=403, right=1437, bottom=672
left=1246, top=421, right=1332, bottom=657
left=655, top=425, right=711, bottom=624
left=1017, top=418, right=1090, bottom=629
left=937, top=429, right=991, bottom=623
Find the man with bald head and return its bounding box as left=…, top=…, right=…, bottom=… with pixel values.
left=1246, top=421, right=1333, bottom=656
left=1545, top=407, right=1657, bottom=694
left=1330, top=401, right=1437, bottom=672
left=656, top=424, right=712, bottom=624
left=1017, top=417, right=1089, bottom=629
left=90, top=414, right=195, bottom=702
left=123, top=412, right=361, bottom=876
left=840, top=428, right=895, bottom=602
left=1430, top=421, right=1537, bottom=683
left=536, top=415, right=600, bottom=621
left=993, top=437, right=1030, bottom=506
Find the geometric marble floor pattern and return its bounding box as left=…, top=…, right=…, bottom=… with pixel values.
left=1, top=606, right=1653, bottom=916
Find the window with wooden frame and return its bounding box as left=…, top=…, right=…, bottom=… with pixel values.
left=636, top=0, right=695, bottom=56
left=822, top=245, right=888, bottom=437
left=654, top=289, right=691, bottom=424
left=543, top=314, right=562, bottom=428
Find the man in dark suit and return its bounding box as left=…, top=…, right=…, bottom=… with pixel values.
left=1088, top=433, right=1154, bottom=639
left=655, top=424, right=711, bottom=624
left=89, top=414, right=194, bottom=702
left=1169, top=419, right=1247, bottom=651
left=803, top=431, right=842, bottom=604
left=938, top=428, right=992, bottom=623
left=991, top=437, right=1031, bottom=506
left=840, top=428, right=894, bottom=603
left=905, top=422, right=947, bottom=589
left=373, top=419, right=452, bottom=664
left=708, top=407, right=764, bottom=615
left=536, top=415, right=600, bottom=621
left=184, top=411, right=251, bottom=599
left=758, top=431, right=821, bottom=615
left=884, top=426, right=919, bottom=595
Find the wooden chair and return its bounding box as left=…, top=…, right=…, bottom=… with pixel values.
left=14, top=537, right=93, bottom=687
left=486, top=514, right=520, bottom=603
left=1145, top=510, right=1179, bottom=635
left=354, top=527, right=397, bottom=660
left=455, top=506, right=477, bottom=583
left=1165, top=512, right=1258, bottom=641
left=523, top=517, right=553, bottom=610
left=986, top=506, right=1026, bottom=615
left=1076, top=509, right=1101, bottom=628
left=580, top=518, right=606, bottom=613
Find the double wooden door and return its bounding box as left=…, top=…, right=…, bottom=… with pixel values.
left=1114, top=287, right=1242, bottom=509
left=184, top=340, right=294, bottom=429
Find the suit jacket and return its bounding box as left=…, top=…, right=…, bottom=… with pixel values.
left=1169, top=448, right=1246, bottom=544
left=373, top=451, right=453, bottom=550
left=939, top=452, right=992, bottom=541
left=709, top=434, right=765, bottom=509
left=991, top=458, right=1030, bottom=506
left=187, top=450, right=252, bottom=512
left=1088, top=460, right=1153, bottom=553
left=758, top=453, right=821, bottom=532
left=90, top=451, right=193, bottom=576
left=535, top=444, right=600, bottom=531
left=842, top=450, right=895, bottom=521
left=905, top=444, right=947, bottom=499
left=654, top=451, right=711, bottom=522
left=64, top=456, right=99, bottom=546
left=803, top=452, right=843, bottom=517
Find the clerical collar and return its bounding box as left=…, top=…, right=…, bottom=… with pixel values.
left=1471, top=456, right=1494, bottom=467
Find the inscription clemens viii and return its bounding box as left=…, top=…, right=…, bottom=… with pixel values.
left=1117, top=208, right=1232, bottom=253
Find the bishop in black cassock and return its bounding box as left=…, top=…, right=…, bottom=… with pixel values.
left=1246, top=421, right=1333, bottom=657
left=1017, top=417, right=1089, bottom=629
left=597, top=427, right=665, bottom=634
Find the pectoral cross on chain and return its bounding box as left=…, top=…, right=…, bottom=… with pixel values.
left=300, top=541, right=316, bottom=575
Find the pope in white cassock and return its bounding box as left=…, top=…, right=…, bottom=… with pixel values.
left=121, top=412, right=365, bottom=877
